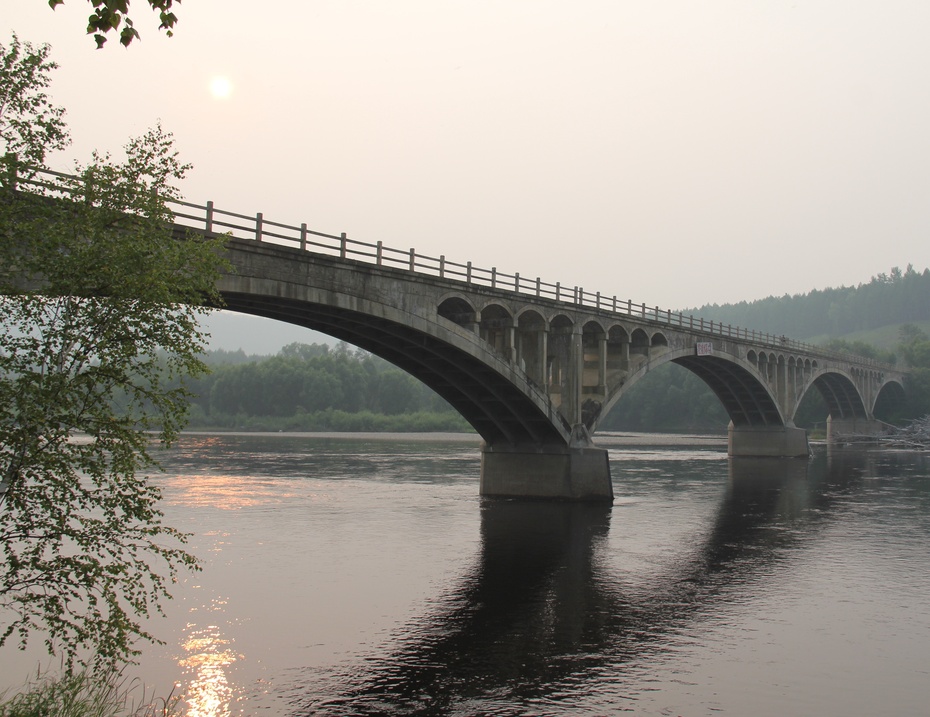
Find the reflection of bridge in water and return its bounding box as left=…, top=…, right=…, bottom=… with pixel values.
left=292, top=452, right=884, bottom=716
left=11, top=167, right=909, bottom=499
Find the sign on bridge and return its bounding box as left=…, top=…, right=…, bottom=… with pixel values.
left=696, top=342, right=714, bottom=356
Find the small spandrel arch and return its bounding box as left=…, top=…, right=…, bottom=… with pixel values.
left=546, top=315, right=575, bottom=399
left=479, top=303, right=514, bottom=360
left=438, top=296, right=476, bottom=329
left=630, top=328, right=649, bottom=353
left=582, top=320, right=606, bottom=350
left=516, top=309, right=547, bottom=385
left=582, top=320, right=608, bottom=400
left=607, top=325, right=630, bottom=376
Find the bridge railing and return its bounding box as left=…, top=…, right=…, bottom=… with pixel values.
left=4, top=162, right=893, bottom=370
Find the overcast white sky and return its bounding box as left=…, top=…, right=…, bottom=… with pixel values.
left=7, top=1, right=930, bottom=339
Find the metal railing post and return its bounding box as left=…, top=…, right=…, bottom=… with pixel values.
left=491, top=267, right=497, bottom=289
left=255, top=212, right=263, bottom=241
left=466, top=261, right=472, bottom=283
left=300, top=222, right=307, bottom=251
left=440, top=255, right=445, bottom=278
left=206, top=201, right=214, bottom=234
left=514, top=272, right=520, bottom=292
left=376, top=241, right=383, bottom=265
left=340, top=233, right=347, bottom=259
left=409, top=248, right=416, bottom=272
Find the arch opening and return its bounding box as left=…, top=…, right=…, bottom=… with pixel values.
left=478, top=304, right=514, bottom=361
left=438, top=297, right=476, bottom=329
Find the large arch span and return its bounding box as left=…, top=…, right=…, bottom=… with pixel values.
left=220, top=290, right=569, bottom=448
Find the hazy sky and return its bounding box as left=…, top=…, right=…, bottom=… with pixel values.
left=7, top=1, right=930, bottom=322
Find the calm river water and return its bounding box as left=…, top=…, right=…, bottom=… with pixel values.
left=4, top=432, right=930, bottom=716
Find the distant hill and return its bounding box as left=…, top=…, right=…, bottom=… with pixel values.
left=682, top=265, right=930, bottom=343
left=803, top=321, right=930, bottom=352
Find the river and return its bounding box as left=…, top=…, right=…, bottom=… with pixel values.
left=3, top=432, right=930, bottom=716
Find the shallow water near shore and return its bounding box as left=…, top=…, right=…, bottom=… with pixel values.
left=3, top=432, right=930, bottom=716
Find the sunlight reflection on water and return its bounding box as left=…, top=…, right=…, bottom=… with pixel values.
left=178, top=622, right=239, bottom=717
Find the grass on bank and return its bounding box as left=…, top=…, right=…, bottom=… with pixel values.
left=0, top=669, right=178, bottom=717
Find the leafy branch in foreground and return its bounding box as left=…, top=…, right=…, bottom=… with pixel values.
left=1, top=53, right=228, bottom=668
left=46, top=0, right=181, bottom=48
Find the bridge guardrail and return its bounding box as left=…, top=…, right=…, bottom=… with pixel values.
left=3, top=161, right=895, bottom=371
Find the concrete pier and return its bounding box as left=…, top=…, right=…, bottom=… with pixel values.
left=728, top=422, right=810, bottom=457
left=826, top=416, right=888, bottom=443
left=479, top=444, right=613, bottom=501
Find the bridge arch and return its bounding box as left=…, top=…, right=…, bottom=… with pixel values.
left=873, top=378, right=906, bottom=418
left=795, top=369, right=868, bottom=423
left=216, top=240, right=571, bottom=450
left=592, top=347, right=785, bottom=434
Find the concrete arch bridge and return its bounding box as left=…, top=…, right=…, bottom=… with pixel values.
left=164, top=195, right=905, bottom=501
left=7, top=166, right=907, bottom=501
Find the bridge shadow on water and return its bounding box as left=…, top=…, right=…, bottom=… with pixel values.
left=289, top=451, right=874, bottom=716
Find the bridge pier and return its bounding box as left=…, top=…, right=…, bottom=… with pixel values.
left=727, top=422, right=810, bottom=457
left=479, top=444, right=613, bottom=501
left=826, top=416, right=888, bottom=443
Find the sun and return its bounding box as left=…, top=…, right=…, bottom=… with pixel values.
left=208, top=76, right=233, bottom=100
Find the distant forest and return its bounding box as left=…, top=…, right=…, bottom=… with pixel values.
left=186, top=265, right=930, bottom=433
left=186, top=342, right=470, bottom=432
left=684, top=264, right=930, bottom=340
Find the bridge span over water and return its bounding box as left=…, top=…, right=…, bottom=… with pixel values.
left=164, top=196, right=905, bottom=501
left=7, top=166, right=908, bottom=501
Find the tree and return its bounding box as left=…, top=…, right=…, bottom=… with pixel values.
left=0, top=34, right=69, bottom=167
left=47, top=0, right=180, bottom=48
left=897, top=325, right=930, bottom=417
left=0, top=36, right=227, bottom=671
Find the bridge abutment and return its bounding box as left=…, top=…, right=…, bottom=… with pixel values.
left=727, top=423, right=810, bottom=457
left=479, top=444, right=613, bottom=501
